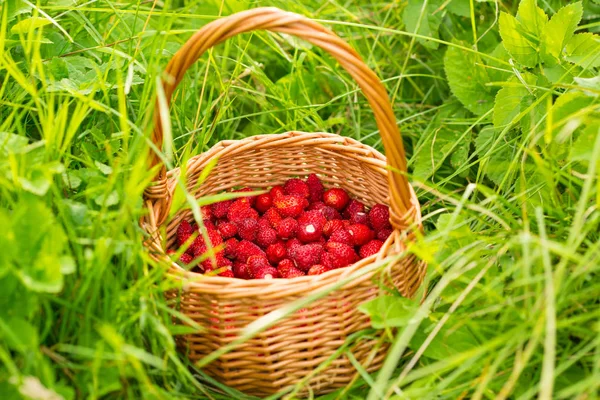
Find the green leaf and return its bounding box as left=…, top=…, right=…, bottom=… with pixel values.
left=447, top=0, right=470, bottom=17
left=358, top=295, right=419, bottom=329
left=402, top=0, right=443, bottom=50
left=493, top=85, right=529, bottom=129
left=499, top=12, right=539, bottom=67
left=570, top=124, right=599, bottom=163
left=2, top=317, right=38, bottom=352
left=475, top=126, right=516, bottom=186
left=574, top=76, right=600, bottom=94
left=10, top=17, right=52, bottom=34
left=540, top=2, right=583, bottom=64
left=444, top=45, right=496, bottom=115
left=565, top=33, right=600, bottom=69
left=516, top=0, right=548, bottom=38
left=542, top=63, right=575, bottom=85
left=410, top=319, right=480, bottom=360
left=520, top=94, right=547, bottom=135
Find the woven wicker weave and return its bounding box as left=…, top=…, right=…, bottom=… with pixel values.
left=141, top=7, right=426, bottom=396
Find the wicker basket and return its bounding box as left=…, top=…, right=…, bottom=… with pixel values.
left=141, top=7, right=426, bottom=396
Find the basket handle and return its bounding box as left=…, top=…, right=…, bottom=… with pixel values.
left=147, top=7, right=414, bottom=228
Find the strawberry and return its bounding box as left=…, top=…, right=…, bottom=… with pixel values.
left=274, top=195, right=306, bottom=218
left=343, top=199, right=365, bottom=218
left=201, top=254, right=231, bottom=272
left=270, top=185, right=285, bottom=199
left=217, top=221, right=238, bottom=239
left=190, top=228, right=223, bottom=258
left=233, top=187, right=256, bottom=206
left=256, top=226, right=277, bottom=248
left=306, top=173, right=324, bottom=203
left=320, top=252, right=335, bottom=269
left=359, top=240, right=384, bottom=259
left=224, top=237, right=239, bottom=258
left=247, top=255, right=271, bottom=278
left=218, top=269, right=235, bottom=278
left=253, top=266, right=280, bottom=279
left=298, top=210, right=327, bottom=228
left=349, top=212, right=369, bottom=226
left=297, top=221, right=323, bottom=243
left=307, top=201, right=326, bottom=211
left=323, top=220, right=345, bottom=237
left=321, top=206, right=341, bottom=221
left=232, top=260, right=251, bottom=279
left=255, top=193, right=273, bottom=213
left=308, top=264, right=332, bottom=276
left=200, top=219, right=216, bottom=231
left=368, top=204, right=392, bottom=232
left=323, top=188, right=350, bottom=211
left=377, top=228, right=393, bottom=241
left=277, top=217, right=298, bottom=239
left=262, top=208, right=282, bottom=228
left=278, top=259, right=305, bottom=278
left=235, top=240, right=266, bottom=263
left=235, top=218, right=258, bottom=241
left=347, top=224, right=375, bottom=246
left=285, top=238, right=302, bottom=258
left=266, top=242, right=287, bottom=264
left=201, top=205, right=213, bottom=221
left=329, top=228, right=353, bottom=245
left=290, top=243, right=324, bottom=272
left=211, top=200, right=232, bottom=219
left=227, top=199, right=259, bottom=222
left=179, top=252, right=193, bottom=264
left=284, top=178, right=309, bottom=199
left=325, top=242, right=357, bottom=269
left=177, top=220, right=194, bottom=247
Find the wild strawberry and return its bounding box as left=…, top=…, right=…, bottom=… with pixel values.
left=298, top=210, right=327, bottom=228
left=278, top=259, right=305, bottom=278
left=277, top=217, right=298, bottom=239
left=224, top=238, right=239, bottom=258
left=308, top=264, right=332, bottom=276
left=211, top=200, right=232, bottom=219
left=235, top=218, right=258, bottom=241
left=274, top=195, right=306, bottom=217
left=218, top=269, right=235, bottom=278
left=190, top=228, right=223, bottom=258
left=321, top=206, right=341, bottom=221
left=253, top=266, right=280, bottom=279
left=217, top=221, right=238, bottom=239
left=323, top=220, right=345, bottom=237
left=266, top=242, right=286, bottom=264
left=234, top=187, right=256, bottom=206
left=255, top=193, right=273, bottom=213
left=323, top=188, right=350, bottom=211
left=343, top=199, right=365, bottom=218
left=285, top=238, right=302, bottom=258
left=270, top=185, right=285, bottom=199
left=329, top=228, right=353, bottom=245
left=321, top=252, right=335, bottom=269
left=284, top=178, right=309, bottom=199
left=201, top=254, right=231, bottom=272
left=179, top=252, right=193, bottom=264
left=177, top=220, right=194, bottom=247
left=290, top=243, right=324, bottom=272
left=227, top=199, right=258, bottom=222
left=247, top=255, right=271, bottom=278
left=306, top=173, right=324, bottom=203
left=256, top=226, right=278, bottom=248
left=200, top=219, right=216, bottom=231
left=325, top=242, right=357, bottom=269
left=232, top=260, right=251, bottom=279
left=347, top=224, right=375, bottom=246
left=308, top=201, right=326, bottom=211
left=359, top=240, right=384, bottom=259
left=297, top=221, right=323, bottom=243
left=235, top=240, right=265, bottom=263
left=369, top=204, right=392, bottom=232
left=201, top=205, right=213, bottom=220
left=350, top=212, right=369, bottom=226
left=377, top=228, right=393, bottom=241
left=262, top=208, right=282, bottom=228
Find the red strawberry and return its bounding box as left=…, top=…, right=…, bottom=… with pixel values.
left=253, top=266, right=280, bottom=279
left=369, top=204, right=392, bottom=232
left=359, top=240, right=384, bottom=259
left=247, top=255, right=271, bottom=278
left=290, top=243, right=324, bottom=271
left=321, top=206, right=341, bottom=221
left=306, top=173, right=324, bottom=203
left=270, top=185, right=285, bottom=199
left=377, top=228, right=393, bottom=241
left=285, top=238, right=302, bottom=258
left=307, top=201, right=326, bottom=211
left=235, top=218, right=258, bottom=241
left=201, top=254, right=231, bottom=272
left=190, top=228, right=223, bottom=258
left=350, top=212, right=369, bottom=226
left=298, top=210, right=327, bottom=228
left=255, top=193, right=273, bottom=213
left=321, top=252, right=335, bottom=269
left=224, top=238, right=239, bottom=258
left=266, top=242, right=286, bottom=264
left=217, top=221, right=237, bottom=239
left=278, top=259, right=305, bottom=278
left=235, top=240, right=266, bottom=263
left=297, top=221, right=323, bottom=243
left=323, top=188, right=350, bottom=211
left=277, top=217, right=298, bottom=239
left=284, top=178, right=309, bottom=199
left=211, top=200, right=232, bottom=219
left=256, top=226, right=277, bottom=248
left=218, top=269, right=235, bottom=278
left=232, top=260, right=251, bottom=279
left=343, top=199, right=365, bottom=218
left=233, top=187, right=256, bottom=206
left=323, top=220, right=345, bottom=237
left=262, top=208, right=282, bottom=228
left=179, top=252, right=193, bottom=264
left=226, top=198, right=255, bottom=220
left=329, top=229, right=353, bottom=245
left=274, top=195, right=306, bottom=218
left=308, top=264, right=332, bottom=276
left=347, top=224, right=375, bottom=246
left=325, top=242, right=357, bottom=269
left=201, top=205, right=213, bottom=221
left=177, top=220, right=194, bottom=247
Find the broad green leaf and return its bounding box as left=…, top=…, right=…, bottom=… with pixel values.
left=447, top=0, right=470, bottom=17
left=410, top=319, right=480, bottom=360
left=444, top=45, right=495, bottom=115
left=402, top=0, right=444, bottom=50
left=493, top=85, right=529, bottom=129
left=570, top=124, right=599, bottom=163
left=542, top=63, right=575, bottom=84
left=10, top=17, right=52, bottom=34
left=413, top=126, right=471, bottom=180
left=2, top=317, right=38, bottom=352
left=574, top=76, right=600, bottom=94
left=540, top=2, right=583, bottom=64
left=358, top=295, right=419, bottom=329
left=516, top=0, right=548, bottom=38
left=475, top=126, right=516, bottom=186
left=499, top=12, right=539, bottom=67
left=565, top=33, right=600, bottom=69
left=520, top=95, right=547, bottom=135
left=551, top=92, right=595, bottom=131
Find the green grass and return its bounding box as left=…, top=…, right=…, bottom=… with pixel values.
left=1, top=0, right=599, bottom=399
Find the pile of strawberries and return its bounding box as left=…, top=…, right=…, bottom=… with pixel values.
left=169, top=174, right=392, bottom=279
